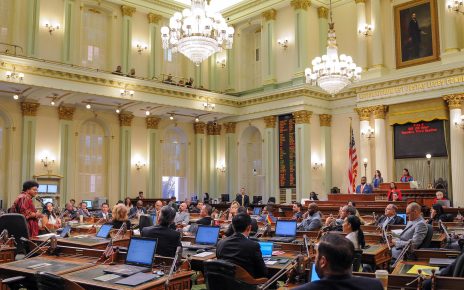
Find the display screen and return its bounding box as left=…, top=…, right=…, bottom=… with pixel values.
left=275, top=220, right=297, bottom=237
left=195, top=226, right=220, bottom=245
left=38, top=185, right=48, bottom=193
left=126, top=238, right=157, bottom=266
left=394, top=120, right=448, bottom=159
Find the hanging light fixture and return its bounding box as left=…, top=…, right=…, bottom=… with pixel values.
left=305, top=0, right=362, bottom=95
left=161, top=0, right=235, bottom=66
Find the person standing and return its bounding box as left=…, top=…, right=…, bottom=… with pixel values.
left=10, top=180, right=42, bottom=237
left=372, top=170, right=384, bottom=189
left=400, top=168, right=414, bottom=182
left=355, top=177, right=373, bottom=194
left=235, top=187, right=250, bottom=207
left=408, top=12, right=422, bottom=59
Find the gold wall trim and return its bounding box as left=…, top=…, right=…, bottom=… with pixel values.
left=443, top=94, right=464, bottom=109
left=264, top=116, right=277, bottom=128
left=119, top=113, right=134, bottom=127
left=293, top=110, right=312, bottom=124
left=207, top=123, right=221, bottom=135
left=58, top=106, right=75, bottom=120
left=194, top=122, right=206, bottom=134
left=223, top=122, right=237, bottom=134
left=319, top=114, right=332, bottom=127
left=290, top=0, right=311, bottom=10
left=146, top=116, right=161, bottom=129
left=355, top=107, right=371, bottom=121
left=20, top=102, right=40, bottom=116
left=388, top=98, right=448, bottom=125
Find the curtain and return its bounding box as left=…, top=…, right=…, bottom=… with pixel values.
left=394, top=157, right=449, bottom=189
left=162, top=128, right=187, bottom=177
left=81, top=7, right=108, bottom=69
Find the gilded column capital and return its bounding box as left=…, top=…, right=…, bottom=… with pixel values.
left=443, top=94, right=464, bottom=109
left=147, top=13, right=162, bottom=24
left=317, top=7, right=328, bottom=19
left=194, top=122, right=206, bottom=134
left=119, top=113, right=134, bottom=127
left=293, top=110, right=312, bottom=124
left=355, top=0, right=366, bottom=4
left=207, top=122, right=221, bottom=135
left=121, top=5, right=136, bottom=17
left=262, top=9, right=277, bottom=21
left=58, top=106, right=75, bottom=120
left=319, top=114, right=332, bottom=127
left=146, top=116, right=161, bottom=129
left=290, top=0, right=311, bottom=10
left=372, top=105, right=388, bottom=119
left=223, top=122, right=237, bottom=134
left=264, top=116, right=277, bottom=128
left=20, top=102, right=40, bottom=116
left=355, top=107, right=372, bottom=121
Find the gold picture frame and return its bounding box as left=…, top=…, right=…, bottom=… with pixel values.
left=394, top=0, right=440, bottom=69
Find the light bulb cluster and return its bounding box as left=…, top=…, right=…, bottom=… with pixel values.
left=161, top=0, right=234, bottom=66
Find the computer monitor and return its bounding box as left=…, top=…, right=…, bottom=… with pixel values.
left=221, top=194, right=230, bottom=202
left=275, top=220, right=297, bottom=237
left=38, top=185, right=47, bottom=193
left=47, top=184, right=58, bottom=193
left=126, top=237, right=157, bottom=267
left=195, top=225, right=220, bottom=246
left=82, top=200, right=93, bottom=209
left=253, top=196, right=262, bottom=204
left=96, top=224, right=113, bottom=238
left=258, top=241, right=273, bottom=258
left=253, top=207, right=262, bottom=215
left=309, top=263, right=321, bottom=282
left=42, top=198, right=54, bottom=205
left=397, top=213, right=407, bottom=224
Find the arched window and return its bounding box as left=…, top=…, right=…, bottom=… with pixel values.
left=0, top=0, right=12, bottom=45
left=78, top=120, right=107, bottom=200
left=239, top=126, right=263, bottom=196
left=81, top=7, right=109, bottom=69
left=161, top=127, right=187, bottom=200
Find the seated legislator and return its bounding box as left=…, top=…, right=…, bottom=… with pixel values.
left=377, top=204, right=405, bottom=229
left=298, top=203, right=322, bottom=231
left=325, top=205, right=357, bottom=231
left=399, top=168, right=414, bottom=182
left=142, top=206, right=182, bottom=257
left=343, top=215, right=365, bottom=250
left=151, top=200, right=163, bottom=225
left=224, top=206, right=258, bottom=237
left=391, top=202, right=427, bottom=259
left=293, top=202, right=304, bottom=220
left=372, top=170, right=384, bottom=189
left=225, top=201, right=240, bottom=220
left=216, top=213, right=267, bottom=278
left=110, top=204, right=131, bottom=230
left=355, top=177, right=373, bottom=194
left=257, top=205, right=277, bottom=223
left=293, top=234, right=383, bottom=290
left=387, top=182, right=403, bottom=201
left=77, top=202, right=91, bottom=217
left=174, top=202, right=190, bottom=226
left=41, top=202, right=62, bottom=230
left=427, top=203, right=453, bottom=224
left=63, top=202, right=77, bottom=219
left=235, top=187, right=250, bottom=207
left=97, top=203, right=111, bottom=220
left=129, top=200, right=147, bottom=218
left=433, top=191, right=449, bottom=206
left=196, top=203, right=213, bottom=226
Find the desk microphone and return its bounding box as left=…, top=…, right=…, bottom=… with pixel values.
left=165, top=246, right=182, bottom=289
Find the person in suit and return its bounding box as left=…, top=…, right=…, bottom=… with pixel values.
left=224, top=206, right=258, bottom=237
left=298, top=203, right=322, bottom=231
left=216, top=213, right=267, bottom=278
left=168, top=196, right=179, bottom=212
left=235, top=187, right=250, bottom=207
left=355, top=176, right=373, bottom=194
left=110, top=204, right=131, bottom=230
left=196, top=203, right=212, bottom=226
left=142, top=205, right=182, bottom=257
left=77, top=202, right=91, bottom=217
left=391, top=202, right=428, bottom=259
left=293, top=234, right=383, bottom=290
left=129, top=200, right=147, bottom=218
left=377, top=204, right=405, bottom=229
left=97, top=203, right=111, bottom=220
left=408, top=12, right=422, bottom=59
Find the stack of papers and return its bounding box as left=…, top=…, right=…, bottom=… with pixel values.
left=406, top=265, right=440, bottom=276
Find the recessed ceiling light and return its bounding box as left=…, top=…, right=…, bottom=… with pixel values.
left=116, top=108, right=121, bottom=114
left=195, top=117, right=199, bottom=123
left=145, top=110, right=150, bottom=116
left=169, top=114, right=174, bottom=120
left=86, top=104, right=91, bottom=109
left=13, top=94, right=19, bottom=100
left=50, top=100, right=55, bottom=106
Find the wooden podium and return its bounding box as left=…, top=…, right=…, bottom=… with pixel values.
left=378, top=182, right=410, bottom=190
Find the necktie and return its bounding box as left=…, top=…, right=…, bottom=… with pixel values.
left=241, top=195, right=244, bottom=206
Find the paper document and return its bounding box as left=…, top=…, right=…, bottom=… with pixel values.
left=193, top=251, right=214, bottom=257
left=406, top=265, right=439, bottom=276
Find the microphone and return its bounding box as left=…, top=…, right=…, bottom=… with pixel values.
left=303, top=234, right=310, bottom=257
left=165, top=246, right=182, bottom=289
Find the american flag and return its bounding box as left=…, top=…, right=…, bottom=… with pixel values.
left=348, top=121, right=358, bottom=193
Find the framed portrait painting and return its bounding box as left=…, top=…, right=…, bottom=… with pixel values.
left=394, top=0, right=440, bottom=69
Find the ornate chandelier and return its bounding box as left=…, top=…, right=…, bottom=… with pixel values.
left=305, top=0, right=361, bottom=95
left=161, top=0, right=234, bottom=66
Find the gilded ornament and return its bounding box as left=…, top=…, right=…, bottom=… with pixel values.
left=264, top=116, right=277, bottom=128
left=58, top=106, right=75, bottom=120
left=372, top=105, right=388, bottom=119
left=20, top=102, right=40, bottom=116
left=207, top=122, right=221, bottom=135
left=262, top=9, right=277, bottom=21
left=355, top=0, right=366, bottom=3
left=119, top=113, right=134, bottom=127
left=121, top=5, right=136, bottom=17
left=317, top=7, right=328, bottom=19
left=194, top=122, right=206, bottom=134
left=146, top=116, right=161, bottom=129
left=443, top=94, right=464, bottom=109
left=290, top=0, right=311, bottom=10
left=293, top=110, right=312, bottom=124
left=223, top=122, right=237, bottom=134
left=147, top=13, right=162, bottom=24
left=319, top=114, right=332, bottom=127
left=355, top=107, right=371, bottom=121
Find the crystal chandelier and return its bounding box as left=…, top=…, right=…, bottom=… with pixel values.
left=305, top=0, right=361, bottom=95
left=161, top=0, right=234, bottom=66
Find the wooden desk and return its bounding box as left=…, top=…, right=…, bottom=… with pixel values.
left=0, top=246, right=15, bottom=264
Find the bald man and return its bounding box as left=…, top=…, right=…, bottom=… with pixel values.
left=298, top=203, right=322, bottom=231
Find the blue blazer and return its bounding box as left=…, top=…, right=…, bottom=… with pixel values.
left=355, top=183, right=373, bottom=194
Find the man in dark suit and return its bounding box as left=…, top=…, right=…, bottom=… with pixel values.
left=408, top=12, right=422, bottom=59
left=235, top=187, right=250, bottom=207
left=293, top=234, right=383, bottom=290
left=141, top=206, right=181, bottom=257
left=377, top=204, right=405, bottom=229
left=196, top=203, right=213, bottom=226
left=129, top=200, right=147, bottom=218
left=355, top=176, right=373, bottom=194
left=97, top=203, right=111, bottom=220
left=216, top=213, right=267, bottom=278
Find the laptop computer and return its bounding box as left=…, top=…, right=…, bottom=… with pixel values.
left=436, top=200, right=451, bottom=207
left=267, top=220, right=297, bottom=243
left=258, top=241, right=273, bottom=261
left=104, top=237, right=157, bottom=276
left=95, top=224, right=113, bottom=239
left=253, top=207, right=262, bottom=215
left=186, top=225, right=220, bottom=250
left=397, top=213, right=407, bottom=224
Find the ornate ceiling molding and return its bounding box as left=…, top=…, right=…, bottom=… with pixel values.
left=223, top=122, right=237, bottom=134
left=58, top=106, right=75, bottom=120
left=355, top=107, right=372, bottom=121
left=146, top=116, right=161, bottom=129
left=293, top=110, right=312, bottom=124
left=119, top=113, right=134, bottom=126
left=20, top=102, right=40, bottom=116
left=194, top=122, right=206, bottom=134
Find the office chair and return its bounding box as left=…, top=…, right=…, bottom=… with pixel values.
left=138, top=215, right=153, bottom=232
left=35, top=271, right=84, bottom=290
left=453, top=254, right=464, bottom=277
left=0, top=213, right=30, bottom=254
left=352, top=249, right=363, bottom=272
left=267, top=197, right=276, bottom=204
left=419, top=224, right=434, bottom=249
left=204, top=260, right=265, bottom=290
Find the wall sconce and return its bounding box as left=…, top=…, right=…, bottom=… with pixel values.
left=361, top=126, right=375, bottom=140
left=203, top=100, right=215, bottom=111
left=448, top=1, right=464, bottom=14
left=426, top=153, right=433, bottom=189
left=252, top=168, right=258, bottom=176
left=136, top=44, right=148, bottom=54
left=313, top=162, right=323, bottom=170
left=277, top=39, right=288, bottom=50
left=40, top=154, right=55, bottom=174
left=216, top=162, right=226, bottom=173
left=216, top=59, right=226, bottom=68
left=135, top=161, right=146, bottom=171
left=362, top=158, right=368, bottom=177
left=5, top=66, right=24, bottom=82
left=45, top=23, right=60, bottom=35
left=358, top=24, right=373, bottom=37
left=454, top=115, right=464, bottom=129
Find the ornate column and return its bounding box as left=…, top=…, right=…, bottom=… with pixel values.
left=20, top=102, right=40, bottom=181
left=26, top=0, right=40, bottom=57
left=146, top=116, right=161, bottom=198
left=208, top=54, right=217, bottom=91
left=444, top=94, right=464, bottom=206
left=121, top=5, right=136, bottom=74
left=224, top=123, right=237, bottom=196
left=370, top=0, right=383, bottom=68
left=58, top=106, right=75, bottom=206
left=207, top=122, right=221, bottom=197
left=293, top=110, right=312, bottom=202
left=62, top=0, right=75, bottom=63
left=226, top=40, right=236, bottom=92
left=441, top=0, right=459, bottom=53
left=355, top=0, right=368, bottom=69
left=118, top=113, right=134, bottom=200
left=355, top=107, right=372, bottom=181
left=263, top=116, right=279, bottom=202
left=319, top=114, right=332, bottom=197
left=261, top=9, right=277, bottom=88
left=290, top=0, right=311, bottom=83
left=372, top=105, right=388, bottom=182
left=148, top=13, right=162, bottom=78
left=194, top=122, right=207, bottom=196
left=317, top=7, right=329, bottom=55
